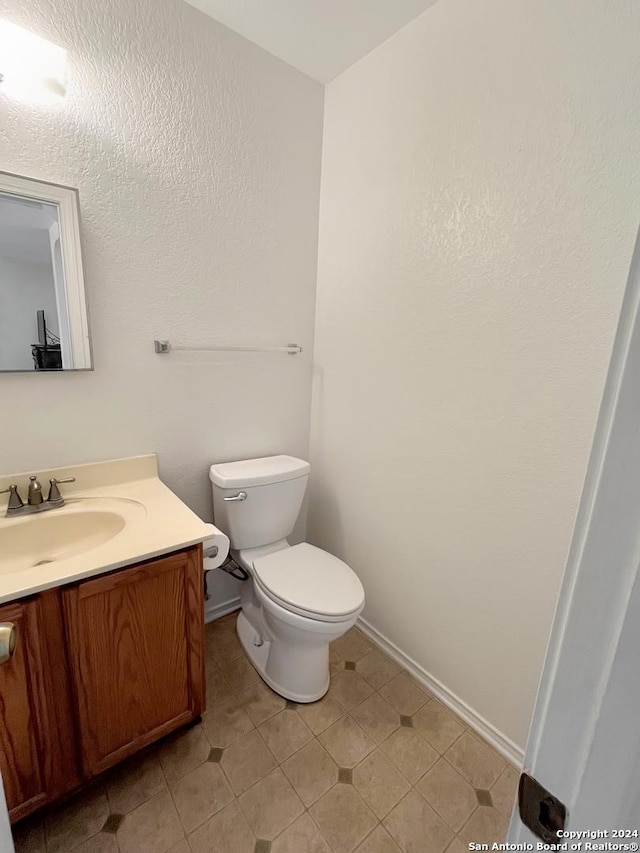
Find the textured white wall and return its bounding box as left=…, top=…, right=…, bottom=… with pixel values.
left=309, top=0, right=640, bottom=749
left=0, top=0, right=323, bottom=566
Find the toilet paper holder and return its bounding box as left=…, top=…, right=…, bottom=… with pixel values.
left=203, top=544, right=219, bottom=560
left=203, top=548, right=250, bottom=602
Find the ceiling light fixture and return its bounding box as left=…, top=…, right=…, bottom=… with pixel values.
left=0, top=18, right=67, bottom=100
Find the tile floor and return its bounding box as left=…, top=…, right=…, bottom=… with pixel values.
left=12, top=613, right=518, bottom=853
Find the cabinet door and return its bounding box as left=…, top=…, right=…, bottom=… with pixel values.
left=63, top=546, right=205, bottom=777
left=0, top=593, right=77, bottom=822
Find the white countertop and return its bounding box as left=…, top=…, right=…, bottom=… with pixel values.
left=0, top=454, right=213, bottom=604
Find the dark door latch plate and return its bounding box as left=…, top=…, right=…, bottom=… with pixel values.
left=518, top=772, right=567, bottom=844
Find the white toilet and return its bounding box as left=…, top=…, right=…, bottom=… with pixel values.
left=210, top=455, right=365, bottom=702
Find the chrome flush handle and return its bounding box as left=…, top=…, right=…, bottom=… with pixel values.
left=223, top=491, right=247, bottom=502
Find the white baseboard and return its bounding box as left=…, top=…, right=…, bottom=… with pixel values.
left=357, top=615, right=524, bottom=768
left=204, top=596, right=241, bottom=624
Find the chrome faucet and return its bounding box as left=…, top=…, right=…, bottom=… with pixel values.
left=0, top=475, right=76, bottom=518
left=28, top=475, right=43, bottom=505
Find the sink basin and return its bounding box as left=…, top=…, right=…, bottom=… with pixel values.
left=0, top=455, right=213, bottom=605
left=0, top=498, right=146, bottom=574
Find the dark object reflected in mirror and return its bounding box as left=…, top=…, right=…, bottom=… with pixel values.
left=0, top=172, right=92, bottom=373
left=31, top=309, right=62, bottom=370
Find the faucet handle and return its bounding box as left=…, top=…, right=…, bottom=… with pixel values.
left=47, top=477, right=76, bottom=504
left=0, top=484, right=24, bottom=512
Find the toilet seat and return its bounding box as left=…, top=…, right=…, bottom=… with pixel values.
left=252, top=543, right=365, bottom=623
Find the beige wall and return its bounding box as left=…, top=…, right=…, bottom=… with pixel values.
left=309, top=0, right=640, bottom=751
left=0, top=0, right=323, bottom=532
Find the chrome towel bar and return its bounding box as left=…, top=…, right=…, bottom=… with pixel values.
left=153, top=340, right=302, bottom=355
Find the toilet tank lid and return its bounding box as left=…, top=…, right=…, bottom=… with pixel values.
left=209, top=455, right=310, bottom=488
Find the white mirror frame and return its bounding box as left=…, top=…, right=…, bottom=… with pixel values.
left=0, top=171, right=91, bottom=371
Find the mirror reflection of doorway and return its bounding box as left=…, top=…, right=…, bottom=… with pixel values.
left=0, top=192, right=67, bottom=371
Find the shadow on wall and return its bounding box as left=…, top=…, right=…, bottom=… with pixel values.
left=308, top=363, right=346, bottom=561
left=307, top=476, right=346, bottom=568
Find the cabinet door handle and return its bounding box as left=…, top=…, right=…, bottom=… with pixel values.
left=0, top=623, right=17, bottom=665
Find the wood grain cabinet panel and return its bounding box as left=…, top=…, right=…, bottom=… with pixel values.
left=63, top=546, right=205, bottom=776
left=0, top=592, right=78, bottom=822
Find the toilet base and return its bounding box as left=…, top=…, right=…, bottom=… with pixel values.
left=236, top=610, right=330, bottom=703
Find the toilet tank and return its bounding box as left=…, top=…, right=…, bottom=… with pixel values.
left=210, top=456, right=310, bottom=550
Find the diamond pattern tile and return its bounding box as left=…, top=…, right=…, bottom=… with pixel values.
left=237, top=768, right=304, bottom=840
left=459, top=805, right=510, bottom=847
left=258, top=709, right=314, bottom=762
left=189, top=800, right=255, bottom=853
left=295, top=691, right=345, bottom=734
left=45, top=786, right=110, bottom=853
left=101, top=814, right=123, bottom=834
left=220, top=655, right=262, bottom=693
left=221, top=729, right=277, bottom=795
left=352, top=749, right=411, bottom=818
left=415, top=758, right=478, bottom=831
left=319, top=715, right=376, bottom=768
left=476, top=788, right=493, bottom=807
left=330, top=648, right=346, bottom=675
left=330, top=669, right=374, bottom=710
left=281, top=740, right=338, bottom=806
left=271, top=813, right=332, bottom=853
left=105, top=753, right=165, bottom=816
left=356, top=650, right=401, bottom=690
left=444, top=730, right=506, bottom=789
left=413, top=699, right=465, bottom=753
left=490, top=764, right=520, bottom=816
left=14, top=611, right=513, bottom=853
left=202, top=704, right=254, bottom=748
left=310, top=784, right=377, bottom=853
left=157, top=725, right=210, bottom=783
left=380, top=726, right=439, bottom=783
left=332, top=628, right=374, bottom=662
left=169, top=761, right=234, bottom=832
left=355, top=825, right=402, bottom=853
left=117, top=790, right=183, bottom=853
left=239, top=680, right=287, bottom=726
left=74, top=834, right=119, bottom=853
left=379, top=672, right=429, bottom=716
left=384, top=790, right=453, bottom=853
left=351, top=692, right=401, bottom=744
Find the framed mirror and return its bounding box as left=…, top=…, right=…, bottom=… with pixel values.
left=0, top=171, right=91, bottom=372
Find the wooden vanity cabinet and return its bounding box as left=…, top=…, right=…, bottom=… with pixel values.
left=63, top=546, right=205, bottom=777
left=0, top=544, right=204, bottom=823
left=0, top=591, right=78, bottom=823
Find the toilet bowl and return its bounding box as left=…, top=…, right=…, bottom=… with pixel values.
left=210, top=456, right=365, bottom=702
